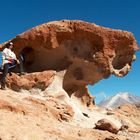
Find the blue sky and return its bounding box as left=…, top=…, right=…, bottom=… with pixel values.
left=0, top=0, right=139, bottom=103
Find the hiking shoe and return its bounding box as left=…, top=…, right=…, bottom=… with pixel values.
left=0, top=82, right=6, bottom=90
left=0, top=86, right=6, bottom=90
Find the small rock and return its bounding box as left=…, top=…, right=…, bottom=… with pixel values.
left=95, top=118, right=120, bottom=134
left=104, top=136, right=119, bottom=140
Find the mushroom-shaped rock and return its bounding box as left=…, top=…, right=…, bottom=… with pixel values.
left=0, top=20, right=138, bottom=109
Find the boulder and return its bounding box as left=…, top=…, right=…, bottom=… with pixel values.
left=6, top=70, right=56, bottom=91
left=95, top=118, right=120, bottom=134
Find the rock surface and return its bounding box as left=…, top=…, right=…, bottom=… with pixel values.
left=0, top=20, right=138, bottom=110
left=0, top=20, right=139, bottom=140
left=0, top=89, right=140, bottom=140
left=6, top=70, right=56, bottom=91
left=95, top=118, right=120, bottom=134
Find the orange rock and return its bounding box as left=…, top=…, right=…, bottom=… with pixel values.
left=0, top=20, right=138, bottom=108
left=6, top=70, right=56, bottom=91
left=0, top=99, right=27, bottom=115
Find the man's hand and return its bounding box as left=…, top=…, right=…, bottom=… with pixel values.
left=16, top=59, right=20, bottom=64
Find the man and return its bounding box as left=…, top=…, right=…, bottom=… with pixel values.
left=0, top=42, right=20, bottom=90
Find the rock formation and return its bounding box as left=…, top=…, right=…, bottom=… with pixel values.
left=95, top=118, right=120, bottom=134
left=0, top=20, right=138, bottom=109
left=0, top=20, right=139, bottom=140
left=6, top=70, right=56, bottom=91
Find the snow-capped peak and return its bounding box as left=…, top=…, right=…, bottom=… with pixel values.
left=98, top=92, right=140, bottom=108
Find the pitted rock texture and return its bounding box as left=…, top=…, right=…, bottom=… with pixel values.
left=6, top=70, right=56, bottom=91
left=0, top=20, right=138, bottom=108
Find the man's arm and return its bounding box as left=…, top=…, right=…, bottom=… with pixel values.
left=1, top=50, right=6, bottom=69
left=15, top=58, right=20, bottom=64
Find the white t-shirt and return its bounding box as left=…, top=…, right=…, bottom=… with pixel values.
left=2, top=48, right=17, bottom=64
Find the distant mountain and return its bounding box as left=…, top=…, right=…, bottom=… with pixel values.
left=98, top=92, right=140, bottom=108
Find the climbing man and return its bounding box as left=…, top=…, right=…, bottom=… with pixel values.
left=0, top=42, right=20, bottom=90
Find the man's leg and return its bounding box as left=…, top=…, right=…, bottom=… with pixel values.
left=0, top=63, right=9, bottom=89
left=8, top=61, right=17, bottom=76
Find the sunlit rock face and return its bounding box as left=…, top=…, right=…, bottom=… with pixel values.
left=0, top=20, right=138, bottom=108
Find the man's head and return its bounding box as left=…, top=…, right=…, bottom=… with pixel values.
left=6, top=42, right=14, bottom=49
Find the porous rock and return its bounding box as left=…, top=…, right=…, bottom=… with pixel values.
left=0, top=20, right=138, bottom=108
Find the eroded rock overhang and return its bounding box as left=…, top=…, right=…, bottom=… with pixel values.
left=0, top=20, right=138, bottom=98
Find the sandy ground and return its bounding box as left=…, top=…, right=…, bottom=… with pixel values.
left=0, top=89, right=139, bottom=140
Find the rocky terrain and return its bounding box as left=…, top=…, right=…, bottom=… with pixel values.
left=0, top=20, right=139, bottom=140
left=0, top=84, right=140, bottom=140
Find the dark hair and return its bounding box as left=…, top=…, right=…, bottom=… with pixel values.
left=6, top=42, right=13, bottom=48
